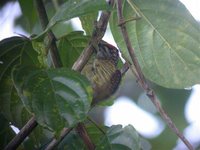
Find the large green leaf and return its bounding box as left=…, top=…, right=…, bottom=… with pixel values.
left=0, top=36, right=40, bottom=127
left=0, top=78, right=54, bottom=149
left=0, top=36, right=51, bottom=148
left=13, top=66, right=92, bottom=132
left=110, top=0, right=200, bottom=88
left=58, top=31, right=89, bottom=68
left=97, top=125, right=141, bottom=150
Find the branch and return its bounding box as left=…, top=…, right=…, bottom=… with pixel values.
left=46, top=0, right=115, bottom=149
left=72, top=0, right=115, bottom=71
left=34, top=0, right=62, bottom=68
left=5, top=1, right=63, bottom=149
left=4, top=116, right=38, bottom=150
left=45, top=128, right=73, bottom=150
left=76, top=123, right=95, bottom=150
left=6, top=0, right=115, bottom=149
left=116, top=0, right=194, bottom=150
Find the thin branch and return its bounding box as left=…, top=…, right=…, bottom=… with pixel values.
left=116, top=0, right=194, bottom=150
left=4, top=116, right=38, bottom=150
left=47, top=0, right=115, bottom=149
left=34, top=0, right=62, bottom=68
left=87, top=117, right=105, bottom=134
left=5, top=1, right=64, bottom=149
left=5, top=0, right=115, bottom=149
left=76, top=123, right=95, bottom=150
left=45, top=128, right=73, bottom=150
left=72, top=0, right=115, bottom=71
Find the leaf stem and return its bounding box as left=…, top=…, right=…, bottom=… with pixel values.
left=116, top=0, right=194, bottom=150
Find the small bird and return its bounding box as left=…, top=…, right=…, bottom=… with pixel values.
left=81, top=40, right=121, bottom=106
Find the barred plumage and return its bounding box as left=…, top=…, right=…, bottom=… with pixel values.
left=82, top=40, right=121, bottom=105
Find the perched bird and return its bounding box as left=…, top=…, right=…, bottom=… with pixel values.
left=81, top=41, right=121, bottom=105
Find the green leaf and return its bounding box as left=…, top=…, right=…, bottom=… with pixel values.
left=97, top=125, right=141, bottom=150
left=52, top=21, right=74, bottom=38
left=22, top=124, right=54, bottom=149
left=17, top=0, right=39, bottom=33
left=58, top=31, right=89, bottom=67
left=32, top=40, right=49, bottom=67
left=0, top=36, right=40, bottom=128
left=48, top=0, right=109, bottom=29
left=0, top=77, right=31, bottom=128
left=13, top=66, right=93, bottom=132
left=32, top=0, right=110, bottom=39
left=79, top=12, right=98, bottom=35
left=58, top=130, right=86, bottom=150
left=110, top=0, right=200, bottom=88
left=0, top=36, right=40, bottom=81
left=86, top=123, right=108, bottom=144
left=57, top=123, right=106, bottom=150
left=0, top=77, right=50, bottom=149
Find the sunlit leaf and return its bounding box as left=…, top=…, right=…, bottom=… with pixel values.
left=110, top=0, right=200, bottom=88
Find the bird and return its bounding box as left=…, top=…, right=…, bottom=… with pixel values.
left=81, top=40, right=121, bottom=106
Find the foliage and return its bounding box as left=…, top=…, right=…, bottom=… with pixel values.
left=0, top=0, right=199, bottom=149
left=110, top=0, right=200, bottom=88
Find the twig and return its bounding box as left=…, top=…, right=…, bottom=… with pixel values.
left=45, top=128, right=73, bottom=150
left=34, top=0, right=62, bottom=68
left=4, top=116, right=38, bottom=150
left=47, top=0, right=115, bottom=149
left=87, top=117, right=105, bottom=134
left=76, top=123, right=95, bottom=150
left=4, top=1, right=64, bottom=149
left=118, top=16, right=141, bottom=26
left=116, top=0, right=194, bottom=150
left=72, top=0, right=115, bottom=71
left=5, top=0, right=115, bottom=149
left=72, top=1, right=115, bottom=149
